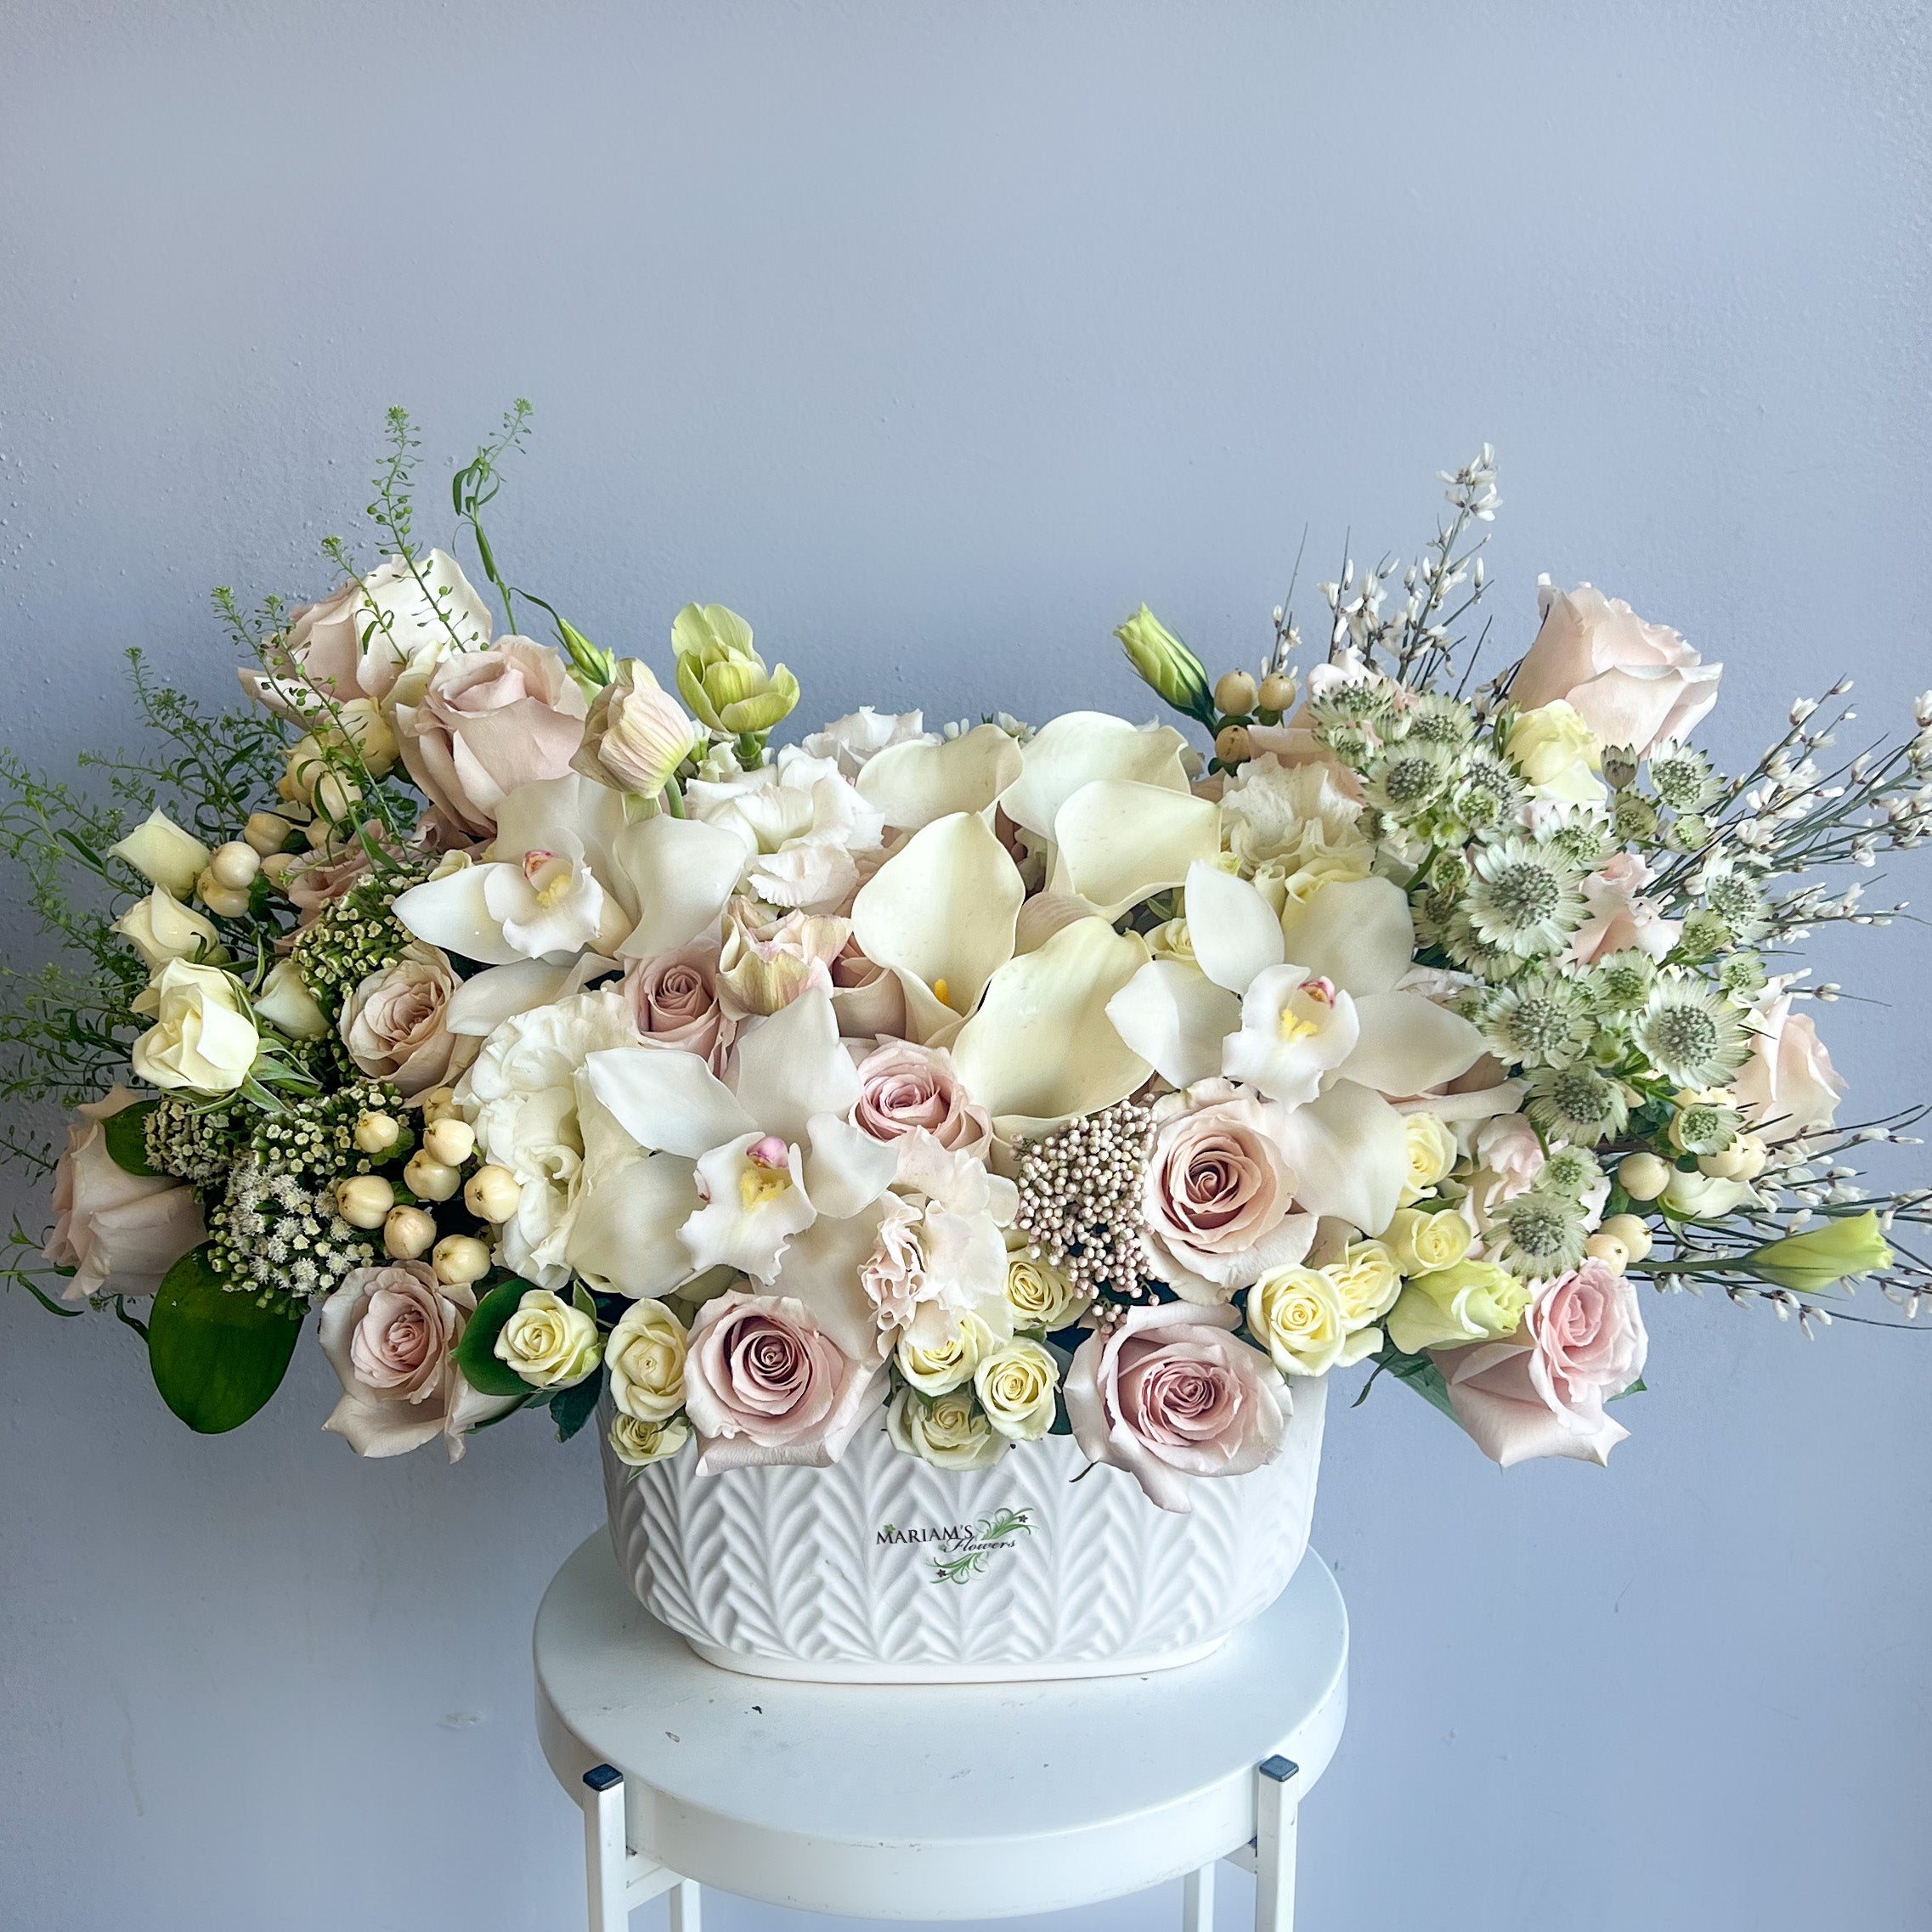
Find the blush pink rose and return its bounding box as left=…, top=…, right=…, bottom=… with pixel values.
left=852, top=1041, right=991, bottom=1160
left=1567, top=852, right=1681, bottom=965
left=339, top=941, right=477, bottom=1096
left=1140, top=1081, right=1315, bottom=1304
left=623, top=942, right=737, bottom=1075
left=1514, top=583, right=1721, bottom=754
left=397, top=638, right=588, bottom=837
left=1435, top=1257, right=1648, bottom=1468
left=44, top=1087, right=206, bottom=1301
left=1065, top=1301, right=1288, bottom=1511
left=682, top=1290, right=881, bottom=1471
left=318, top=1261, right=509, bottom=1460
left=1734, top=992, right=1845, bottom=1143
left=829, top=934, right=907, bottom=1037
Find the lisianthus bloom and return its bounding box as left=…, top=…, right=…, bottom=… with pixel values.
left=1743, top=1212, right=1892, bottom=1293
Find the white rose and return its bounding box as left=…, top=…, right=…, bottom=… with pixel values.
left=1733, top=993, right=1845, bottom=1144
left=1506, top=701, right=1607, bottom=804
left=605, top=1299, right=687, bottom=1422
left=1398, top=1110, right=1458, bottom=1207
left=253, top=959, right=330, bottom=1040
left=887, top=1385, right=1008, bottom=1470
left=43, top=1087, right=206, bottom=1301
left=113, top=886, right=225, bottom=972
left=1662, top=1169, right=1750, bottom=1219
left=130, top=960, right=258, bottom=1094
left=894, top=1301, right=1013, bottom=1397
left=494, top=1287, right=602, bottom=1390
left=973, top=1339, right=1059, bottom=1440
left=607, top=1410, right=692, bottom=1467
left=109, top=811, right=211, bottom=898
left=1003, top=1244, right=1087, bottom=1331
left=1246, top=1264, right=1348, bottom=1376
left=1384, top=1206, right=1473, bottom=1274
left=456, top=990, right=641, bottom=1288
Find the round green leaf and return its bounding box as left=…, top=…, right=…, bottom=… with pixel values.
left=147, top=1248, right=305, bottom=1434
left=452, top=1274, right=539, bottom=1398
left=103, top=1100, right=161, bottom=1177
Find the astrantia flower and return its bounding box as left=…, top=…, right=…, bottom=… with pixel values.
left=1633, top=974, right=1748, bottom=1088
left=1443, top=914, right=1536, bottom=982
left=1696, top=861, right=1769, bottom=941
left=1483, top=974, right=1595, bottom=1070
left=1451, top=749, right=1524, bottom=833
left=1539, top=1144, right=1605, bottom=1202
left=1545, top=811, right=1614, bottom=873
left=1669, top=1092, right=1742, bottom=1156
left=1364, top=740, right=1454, bottom=817
left=1466, top=836, right=1585, bottom=958
left=1649, top=739, right=1720, bottom=811
left=1586, top=950, right=1656, bottom=1015
left=1716, top=951, right=1767, bottom=1003
left=1527, top=1064, right=1631, bottom=1146
left=1494, top=1189, right=1589, bottom=1277
left=1401, top=693, right=1477, bottom=748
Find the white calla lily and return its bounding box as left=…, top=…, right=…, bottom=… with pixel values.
left=997, top=710, right=1190, bottom=840
left=952, top=916, right=1150, bottom=1133
left=1047, top=780, right=1221, bottom=919
left=583, top=986, right=896, bottom=1282
left=850, top=811, right=1025, bottom=1042
left=856, top=724, right=1024, bottom=831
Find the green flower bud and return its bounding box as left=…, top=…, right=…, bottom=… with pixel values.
left=670, top=603, right=800, bottom=736
left=1744, top=1212, right=1893, bottom=1293
left=1114, top=605, right=1214, bottom=722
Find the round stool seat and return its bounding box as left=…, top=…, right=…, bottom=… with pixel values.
left=534, top=1530, right=1348, bottom=1922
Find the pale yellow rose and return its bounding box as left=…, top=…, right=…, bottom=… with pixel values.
left=1324, top=1240, right=1402, bottom=1328
left=895, top=1303, right=1011, bottom=1397
left=608, top=1411, right=692, bottom=1467
left=1398, top=1110, right=1459, bottom=1207
left=113, top=886, right=226, bottom=972
left=109, top=811, right=210, bottom=898
left=605, top=1298, right=687, bottom=1423
left=973, top=1339, right=1059, bottom=1440
left=1384, top=1206, right=1474, bottom=1274
left=1247, top=1264, right=1347, bottom=1376
left=130, top=960, right=258, bottom=1094
left=494, top=1287, right=602, bottom=1390
left=1506, top=701, right=1607, bottom=804
left=1004, top=1246, right=1087, bottom=1331
left=886, top=1385, right=1008, bottom=1470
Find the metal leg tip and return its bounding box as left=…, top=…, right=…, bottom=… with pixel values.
left=1258, top=1755, right=1300, bottom=1783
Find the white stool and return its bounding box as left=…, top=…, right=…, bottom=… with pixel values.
left=534, top=1531, right=1348, bottom=1931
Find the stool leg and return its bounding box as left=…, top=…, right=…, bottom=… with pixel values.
left=582, top=1765, right=628, bottom=1932
left=1254, top=1756, right=1299, bottom=1932
left=1183, top=1860, right=1216, bottom=1932
left=669, top=1878, right=702, bottom=1932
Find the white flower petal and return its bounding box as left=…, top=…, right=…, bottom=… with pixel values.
left=610, top=812, right=749, bottom=958
left=767, top=1200, right=894, bottom=1362
left=856, top=725, right=1024, bottom=830
left=799, top=1113, right=900, bottom=1219
left=1183, top=860, right=1285, bottom=993
left=1341, top=991, right=1488, bottom=1098
left=584, top=1046, right=755, bottom=1158
left=850, top=811, right=1024, bottom=1022
left=1049, top=780, right=1221, bottom=919
left=444, top=956, right=619, bottom=1037
left=998, top=711, right=1191, bottom=839
left=1222, top=964, right=1360, bottom=1106
left=566, top=1150, right=701, bottom=1299
left=1276, top=875, right=1415, bottom=997
left=1105, top=959, right=1240, bottom=1089
left=732, top=985, right=862, bottom=1143
left=1274, top=1082, right=1410, bottom=1235
left=391, top=866, right=524, bottom=966
left=681, top=1135, right=816, bottom=1281
left=952, top=917, right=1150, bottom=1127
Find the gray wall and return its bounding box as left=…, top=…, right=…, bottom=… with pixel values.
left=3, top=3, right=1929, bottom=1928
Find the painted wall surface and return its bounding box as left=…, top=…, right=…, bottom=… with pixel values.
left=2, top=4, right=1928, bottom=1929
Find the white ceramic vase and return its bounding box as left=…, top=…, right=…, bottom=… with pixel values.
left=600, top=1375, right=1326, bottom=1683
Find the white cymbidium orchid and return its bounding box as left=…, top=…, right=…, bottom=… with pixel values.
left=850, top=811, right=1026, bottom=1042
left=1106, top=862, right=1487, bottom=1234
left=392, top=774, right=746, bottom=968
left=584, top=986, right=897, bottom=1283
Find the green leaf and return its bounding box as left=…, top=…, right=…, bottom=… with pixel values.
left=1608, top=1375, right=1647, bottom=1402
left=550, top=1364, right=604, bottom=1443
left=1370, top=1341, right=1460, bottom=1424
left=147, top=1248, right=304, bottom=1434
left=104, top=1100, right=161, bottom=1177
left=452, top=1274, right=536, bottom=1398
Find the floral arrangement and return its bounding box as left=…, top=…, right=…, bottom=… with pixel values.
left=7, top=413, right=1929, bottom=1510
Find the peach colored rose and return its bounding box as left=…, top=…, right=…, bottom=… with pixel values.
left=44, top=1087, right=206, bottom=1301
left=339, top=942, right=477, bottom=1097
left=397, top=638, right=587, bottom=837
left=682, top=1290, right=881, bottom=1471
left=622, top=942, right=737, bottom=1074
left=1065, top=1301, right=1288, bottom=1511
left=1140, top=1081, right=1316, bottom=1304
left=853, top=1041, right=992, bottom=1163
left=318, top=1261, right=508, bottom=1460
left=1514, top=583, right=1721, bottom=754
left=1734, top=992, right=1846, bottom=1143
left=285, top=842, right=376, bottom=924
left=1568, top=852, right=1681, bottom=965
left=1435, top=1257, right=1647, bottom=1467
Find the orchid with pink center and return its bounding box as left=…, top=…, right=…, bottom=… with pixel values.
left=1106, top=862, right=1487, bottom=1234
left=584, top=985, right=897, bottom=1285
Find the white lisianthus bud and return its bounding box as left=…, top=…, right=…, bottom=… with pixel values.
left=112, top=885, right=226, bottom=971
left=403, top=1151, right=460, bottom=1202
left=494, top=1287, right=602, bottom=1390
left=431, top=1234, right=491, bottom=1285
left=463, top=1164, right=523, bottom=1222
left=336, top=1176, right=396, bottom=1229
left=383, top=1204, right=438, bottom=1260
left=109, top=811, right=211, bottom=898
left=208, top=841, right=262, bottom=891
left=1618, top=1152, right=1672, bottom=1200
left=421, top=1117, right=475, bottom=1167
left=243, top=811, right=294, bottom=856
left=353, top=1110, right=401, bottom=1155
left=1599, top=1212, right=1652, bottom=1262
left=252, top=958, right=329, bottom=1040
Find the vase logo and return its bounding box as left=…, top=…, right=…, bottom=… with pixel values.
left=875, top=1508, right=1034, bottom=1585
